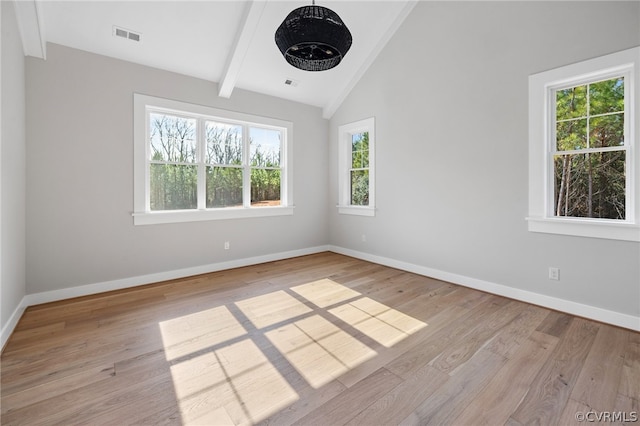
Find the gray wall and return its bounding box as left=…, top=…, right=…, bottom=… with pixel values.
left=26, top=43, right=329, bottom=294
left=1, top=1, right=27, bottom=331
left=12, top=2, right=640, bottom=325
left=329, top=2, right=640, bottom=317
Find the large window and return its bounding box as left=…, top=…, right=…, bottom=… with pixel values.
left=134, top=94, right=293, bottom=225
left=528, top=47, right=639, bottom=241
left=338, top=118, right=375, bottom=216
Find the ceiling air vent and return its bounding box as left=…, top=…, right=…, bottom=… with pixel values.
left=112, top=26, right=142, bottom=43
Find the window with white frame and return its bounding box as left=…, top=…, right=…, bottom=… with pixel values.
left=134, top=94, right=293, bottom=225
left=338, top=117, right=375, bottom=216
left=528, top=47, right=639, bottom=241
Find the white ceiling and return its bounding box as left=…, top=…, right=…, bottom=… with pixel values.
left=15, top=0, right=417, bottom=118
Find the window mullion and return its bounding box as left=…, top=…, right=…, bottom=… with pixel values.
left=586, top=82, right=591, bottom=149
left=624, top=69, right=633, bottom=223
left=555, top=146, right=627, bottom=156
left=243, top=124, right=251, bottom=208
left=547, top=89, right=557, bottom=218
left=145, top=109, right=152, bottom=212
left=197, top=118, right=206, bottom=210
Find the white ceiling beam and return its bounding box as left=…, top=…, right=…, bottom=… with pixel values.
left=12, top=0, right=46, bottom=59
left=218, top=0, right=267, bottom=99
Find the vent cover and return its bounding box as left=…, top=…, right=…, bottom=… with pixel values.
left=112, top=26, right=142, bottom=42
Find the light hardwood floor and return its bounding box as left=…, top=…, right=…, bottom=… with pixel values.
left=1, top=252, right=638, bottom=425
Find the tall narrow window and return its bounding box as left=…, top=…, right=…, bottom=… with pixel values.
left=134, top=94, right=293, bottom=225
left=553, top=77, right=626, bottom=220
left=205, top=121, right=243, bottom=208
left=149, top=113, right=198, bottom=210
left=338, top=118, right=375, bottom=216
left=528, top=47, right=639, bottom=241
left=250, top=127, right=282, bottom=207
left=350, top=131, right=370, bottom=206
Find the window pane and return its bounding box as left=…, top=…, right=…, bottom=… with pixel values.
left=206, top=166, right=243, bottom=208
left=556, top=85, right=587, bottom=120
left=553, top=151, right=625, bottom=219
left=556, top=119, right=587, bottom=151
left=150, top=164, right=197, bottom=210
left=589, top=77, right=624, bottom=115
left=351, top=170, right=369, bottom=206
left=590, top=113, right=624, bottom=148
left=149, top=114, right=197, bottom=163
left=351, top=132, right=369, bottom=168
left=251, top=169, right=281, bottom=207
left=205, top=121, right=243, bottom=165
left=250, top=127, right=281, bottom=167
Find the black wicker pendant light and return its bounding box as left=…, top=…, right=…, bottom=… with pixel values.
left=275, top=1, right=352, bottom=72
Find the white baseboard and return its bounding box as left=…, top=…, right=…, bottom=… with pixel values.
left=329, top=245, right=640, bottom=332
left=3, top=243, right=637, bottom=352
left=1, top=245, right=330, bottom=350
left=1, top=297, right=28, bottom=351
left=24, top=245, right=331, bottom=307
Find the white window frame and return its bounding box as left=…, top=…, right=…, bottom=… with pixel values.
left=527, top=47, right=640, bottom=242
left=337, top=117, right=375, bottom=216
left=133, top=94, right=294, bottom=225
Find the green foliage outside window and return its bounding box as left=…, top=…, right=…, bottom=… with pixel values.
left=351, top=131, right=369, bottom=206
left=149, top=114, right=282, bottom=210
left=554, top=77, right=625, bottom=219
left=149, top=113, right=197, bottom=210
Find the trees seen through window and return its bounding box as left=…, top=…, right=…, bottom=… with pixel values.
left=149, top=112, right=283, bottom=211
left=553, top=77, right=626, bottom=220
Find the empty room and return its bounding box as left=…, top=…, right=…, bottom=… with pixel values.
left=1, top=1, right=639, bottom=424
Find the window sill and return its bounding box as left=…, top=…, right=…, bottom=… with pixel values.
left=133, top=206, right=294, bottom=225
left=337, top=205, right=376, bottom=217
left=526, top=216, right=640, bottom=242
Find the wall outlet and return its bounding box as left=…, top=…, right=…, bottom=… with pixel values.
left=224, top=241, right=230, bottom=250
left=361, top=234, right=367, bottom=242
left=548, top=267, right=560, bottom=281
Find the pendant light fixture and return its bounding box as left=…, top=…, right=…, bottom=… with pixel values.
left=275, top=1, right=352, bottom=72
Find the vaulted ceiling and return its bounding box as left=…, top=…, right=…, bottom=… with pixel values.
left=14, top=0, right=417, bottom=118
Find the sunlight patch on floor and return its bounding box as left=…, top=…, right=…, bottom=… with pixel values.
left=168, top=338, right=298, bottom=425
left=265, top=315, right=377, bottom=388
left=329, top=297, right=427, bottom=348
left=159, top=278, right=427, bottom=424
left=291, top=278, right=361, bottom=308
left=159, top=305, right=247, bottom=361
left=235, top=290, right=313, bottom=329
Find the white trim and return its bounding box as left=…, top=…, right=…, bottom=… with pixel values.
left=0, top=245, right=330, bottom=349
left=133, top=205, right=294, bottom=225
left=526, top=216, right=640, bottom=242
left=3, top=244, right=637, bottom=349
left=133, top=94, right=294, bottom=225
left=12, top=0, right=46, bottom=59
left=1, top=297, right=28, bottom=351
left=328, top=245, right=640, bottom=332
left=338, top=117, right=375, bottom=215
left=528, top=46, right=640, bottom=241
left=25, top=245, right=329, bottom=307
left=337, top=205, right=376, bottom=217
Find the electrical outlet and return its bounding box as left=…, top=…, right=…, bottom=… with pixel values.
left=361, top=234, right=367, bottom=242
left=224, top=241, right=230, bottom=250
left=548, top=267, right=560, bottom=281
